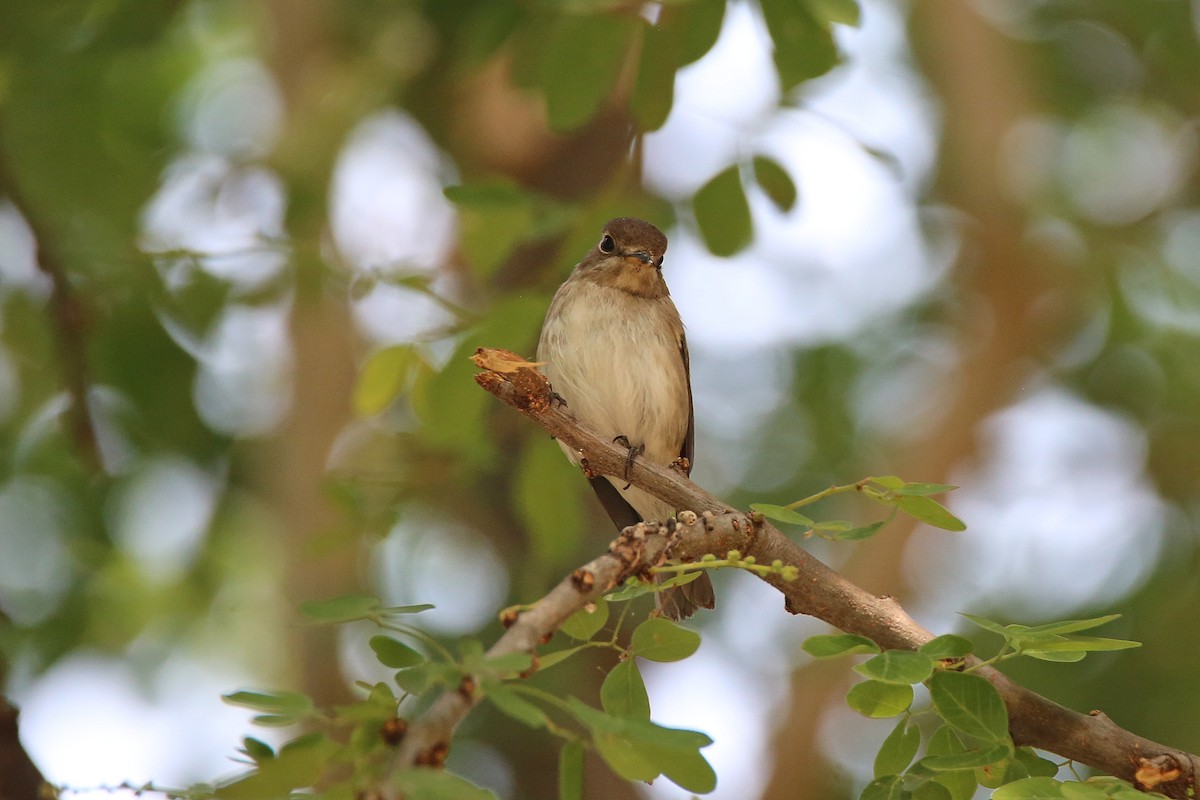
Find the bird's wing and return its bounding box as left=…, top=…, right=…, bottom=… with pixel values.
left=680, top=332, right=694, bottom=476
left=588, top=476, right=642, bottom=529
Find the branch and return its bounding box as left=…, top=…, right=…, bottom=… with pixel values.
left=386, top=350, right=1200, bottom=798
left=0, top=160, right=103, bottom=472
left=0, top=695, right=53, bottom=800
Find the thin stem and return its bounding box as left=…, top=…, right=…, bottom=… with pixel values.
left=380, top=622, right=456, bottom=663
left=783, top=482, right=862, bottom=510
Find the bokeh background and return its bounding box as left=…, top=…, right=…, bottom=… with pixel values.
left=2, top=0, right=1199, bottom=798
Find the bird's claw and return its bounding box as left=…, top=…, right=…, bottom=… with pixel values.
left=612, top=435, right=645, bottom=481
left=549, top=391, right=568, bottom=408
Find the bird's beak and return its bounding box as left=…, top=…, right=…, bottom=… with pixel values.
left=624, top=251, right=655, bottom=268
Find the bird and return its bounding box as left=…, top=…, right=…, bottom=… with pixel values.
left=537, top=217, right=715, bottom=620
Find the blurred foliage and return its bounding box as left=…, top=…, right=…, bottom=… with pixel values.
left=0, top=0, right=1199, bottom=798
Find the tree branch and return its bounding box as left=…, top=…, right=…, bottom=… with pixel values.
left=0, top=695, right=52, bottom=800
left=385, top=351, right=1200, bottom=798
left=0, top=159, right=103, bottom=472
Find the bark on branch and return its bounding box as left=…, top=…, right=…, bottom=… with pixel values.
left=0, top=695, right=52, bottom=800
left=385, top=351, right=1200, bottom=798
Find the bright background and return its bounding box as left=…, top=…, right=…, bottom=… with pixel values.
left=2, top=1, right=1199, bottom=798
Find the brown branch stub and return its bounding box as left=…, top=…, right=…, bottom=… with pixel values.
left=470, top=348, right=551, bottom=413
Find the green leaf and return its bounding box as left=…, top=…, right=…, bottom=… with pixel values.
left=443, top=182, right=532, bottom=208
left=896, top=482, right=958, bottom=496
left=369, top=636, right=424, bottom=669
left=592, top=728, right=659, bottom=782
left=415, top=294, right=547, bottom=461
left=353, top=345, right=422, bottom=417
left=808, top=0, right=862, bottom=26
left=919, top=744, right=1010, bottom=771
left=1068, top=778, right=1147, bottom=798
left=753, top=156, right=798, bottom=212
left=1019, top=636, right=1141, bottom=655
left=674, top=0, right=725, bottom=65
left=456, top=0, right=525, bottom=66
left=369, top=680, right=396, bottom=702
left=1025, top=649, right=1088, bottom=663
left=567, top=699, right=715, bottom=793
left=605, top=577, right=655, bottom=602
left=959, top=613, right=1012, bottom=636
left=632, top=22, right=677, bottom=132
left=920, top=635, right=974, bottom=659
left=869, top=475, right=907, bottom=490
left=758, top=0, right=838, bottom=90
left=929, top=671, right=1009, bottom=743
left=459, top=638, right=486, bottom=669
left=298, top=594, right=381, bottom=624
left=392, top=769, right=497, bottom=800
left=693, top=164, right=753, bottom=257
left=379, top=603, right=436, bottom=617
left=846, top=680, right=913, bottom=718
left=559, top=740, right=585, bottom=800
left=486, top=682, right=548, bottom=729
left=803, top=633, right=881, bottom=658
left=896, top=495, right=967, bottom=532
left=394, top=662, right=456, bottom=695
left=1014, top=747, right=1060, bottom=778
left=1016, top=614, right=1122, bottom=636
left=860, top=775, right=908, bottom=800
left=991, top=777, right=1065, bottom=799
left=223, top=690, right=314, bottom=726
left=538, top=645, right=588, bottom=671
left=216, top=733, right=335, bottom=798
left=483, top=651, right=535, bottom=676
left=540, top=15, right=636, bottom=131
left=983, top=757, right=1030, bottom=787
left=601, top=659, right=651, bottom=719
left=875, top=718, right=921, bottom=777
left=656, top=571, right=705, bottom=590
left=834, top=521, right=888, bottom=541
left=751, top=503, right=815, bottom=528
left=630, top=617, right=701, bottom=662
left=516, top=434, right=585, bottom=572
left=240, top=737, right=274, bottom=763
left=441, top=182, right=573, bottom=276
left=912, top=782, right=954, bottom=800
left=560, top=599, right=610, bottom=641
left=926, top=727, right=977, bottom=800
left=854, top=650, right=934, bottom=685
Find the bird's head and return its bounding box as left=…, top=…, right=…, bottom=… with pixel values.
left=577, top=217, right=670, bottom=299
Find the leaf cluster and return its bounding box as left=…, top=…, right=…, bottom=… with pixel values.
left=802, top=614, right=1144, bottom=800
left=753, top=475, right=966, bottom=542
left=216, top=590, right=714, bottom=798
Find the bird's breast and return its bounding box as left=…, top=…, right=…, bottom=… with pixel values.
left=538, top=284, right=689, bottom=467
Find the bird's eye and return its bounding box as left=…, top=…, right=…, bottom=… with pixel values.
left=654, top=255, right=664, bottom=267
left=598, top=234, right=616, bottom=254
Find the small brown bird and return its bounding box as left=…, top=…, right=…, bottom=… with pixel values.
left=537, top=218, right=715, bottom=620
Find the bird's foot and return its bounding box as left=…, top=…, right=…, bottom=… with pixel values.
left=549, top=390, right=568, bottom=408
left=669, top=456, right=691, bottom=474
left=612, top=435, right=645, bottom=481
